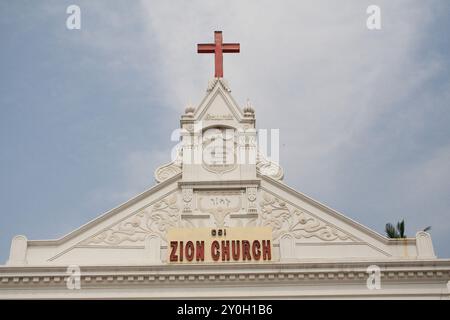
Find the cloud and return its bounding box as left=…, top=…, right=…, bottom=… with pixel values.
left=395, top=145, right=450, bottom=231
left=139, top=0, right=450, bottom=256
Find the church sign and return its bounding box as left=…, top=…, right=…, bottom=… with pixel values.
left=167, top=227, right=272, bottom=263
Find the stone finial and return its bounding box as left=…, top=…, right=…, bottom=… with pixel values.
left=243, top=99, right=255, bottom=115
left=184, top=104, right=195, bottom=115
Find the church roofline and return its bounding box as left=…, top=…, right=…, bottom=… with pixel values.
left=25, top=172, right=419, bottom=248
left=259, top=175, right=417, bottom=246
left=26, top=173, right=182, bottom=247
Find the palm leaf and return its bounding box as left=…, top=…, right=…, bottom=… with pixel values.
left=385, top=223, right=399, bottom=238
left=397, top=220, right=406, bottom=238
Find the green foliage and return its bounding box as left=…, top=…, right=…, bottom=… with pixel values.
left=385, top=219, right=406, bottom=239
left=385, top=223, right=399, bottom=238
left=385, top=221, right=432, bottom=239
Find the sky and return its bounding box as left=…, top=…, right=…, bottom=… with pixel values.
left=0, top=0, right=449, bottom=263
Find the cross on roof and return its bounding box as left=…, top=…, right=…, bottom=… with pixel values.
left=197, top=31, right=240, bottom=78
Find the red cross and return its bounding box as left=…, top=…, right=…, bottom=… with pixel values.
left=197, top=31, right=240, bottom=78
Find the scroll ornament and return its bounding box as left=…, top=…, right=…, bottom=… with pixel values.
left=154, top=147, right=182, bottom=183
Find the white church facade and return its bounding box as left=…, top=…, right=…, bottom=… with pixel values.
left=1, top=32, right=449, bottom=299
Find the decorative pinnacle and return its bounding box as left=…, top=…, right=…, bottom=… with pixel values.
left=184, top=103, right=195, bottom=115
left=243, top=99, right=255, bottom=115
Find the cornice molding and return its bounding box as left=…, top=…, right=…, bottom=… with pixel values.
left=1, top=259, right=449, bottom=288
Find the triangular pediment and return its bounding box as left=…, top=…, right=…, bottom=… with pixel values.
left=194, top=78, right=244, bottom=123
left=15, top=172, right=428, bottom=266
left=6, top=78, right=434, bottom=268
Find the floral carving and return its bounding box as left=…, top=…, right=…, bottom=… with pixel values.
left=259, top=192, right=352, bottom=242
left=83, top=194, right=180, bottom=246
left=182, top=188, right=193, bottom=213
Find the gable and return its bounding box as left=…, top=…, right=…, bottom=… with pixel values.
left=13, top=173, right=426, bottom=267
left=6, top=78, right=435, bottom=268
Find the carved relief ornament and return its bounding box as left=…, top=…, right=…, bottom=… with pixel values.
left=83, top=193, right=180, bottom=246
left=259, top=192, right=353, bottom=242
